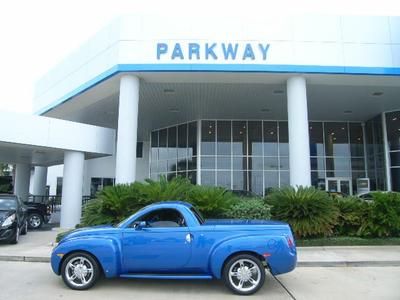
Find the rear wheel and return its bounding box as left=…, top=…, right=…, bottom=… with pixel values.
left=28, top=213, right=43, bottom=229
left=222, top=254, right=265, bottom=295
left=61, top=252, right=100, bottom=290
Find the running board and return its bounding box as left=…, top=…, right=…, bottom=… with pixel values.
left=120, top=274, right=213, bottom=280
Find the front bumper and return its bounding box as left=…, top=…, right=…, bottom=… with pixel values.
left=0, top=225, right=17, bottom=242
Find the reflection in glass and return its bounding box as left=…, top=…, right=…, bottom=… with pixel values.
left=217, top=156, right=231, bottom=170
left=233, top=121, right=247, bottom=156
left=263, top=121, right=278, bottom=156
left=324, top=123, right=350, bottom=157
left=249, top=171, right=263, bottom=195
left=159, top=129, right=168, bottom=160
left=233, top=170, right=247, bottom=190
left=202, top=171, right=215, bottom=186
left=217, top=121, right=231, bottom=155
left=201, top=120, right=216, bottom=155
left=248, top=121, right=262, bottom=156
left=188, top=122, right=197, bottom=156
left=349, top=123, right=364, bottom=157
left=217, top=171, right=231, bottom=188
left=233, top=156, right=247, bottom=170
left=279, top=122, right=289, bottom=156
left=309, top=122, right=324, bottom=156
left=264, top=171, right=278, bottom=194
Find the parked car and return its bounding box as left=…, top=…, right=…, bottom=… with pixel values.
left=51, top=201, right=297, bottom=295
left=24, top=201, right=51, bottom=229
left=0, top=194, right=28, bottom=244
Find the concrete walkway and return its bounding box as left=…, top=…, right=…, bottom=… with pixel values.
left=1, top=228, right=400, bottom=267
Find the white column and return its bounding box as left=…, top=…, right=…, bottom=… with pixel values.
left=382, top=112, right=392, bottom=191
left=115, top=75, right=140, bottom=184
left=14, top=163, right=31, bottom=202
left=60, top=151, right=84, bottom=228
left=32, top=166, right=48, bottom=195
left=287, top=76, right=311, bottom=187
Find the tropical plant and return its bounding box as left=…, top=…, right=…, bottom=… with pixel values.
left=266, top=186, right=339, bottom=238
left=358, top=192, right=400, bottom=237
left=186, top=186, right=237, bottom=218
left=224, top=199, right=271, bottom=220
left=334, top=196, right=371, bottom=236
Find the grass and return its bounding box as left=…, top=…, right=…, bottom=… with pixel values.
left=296, top=236, right=400, bottom=247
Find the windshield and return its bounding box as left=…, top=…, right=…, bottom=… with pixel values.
left=190, top=206, right=205, bottom=225
left=0, top=198, right=17, bottom=210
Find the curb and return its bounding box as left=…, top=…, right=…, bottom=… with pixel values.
left=297, top=260, right=400, bottom=267
left=0, top=255, right=50, bottom=263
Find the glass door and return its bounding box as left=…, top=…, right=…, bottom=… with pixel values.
left=325, top=177, right=352, bottom=195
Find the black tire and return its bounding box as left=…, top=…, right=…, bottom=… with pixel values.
left=21, top=220, right=28, bottom=235
left=61, top=252, right=101, bottom=290
left=10, top=226, right=19, bottom=244
left=222, top=254, right=265, bottom=295
left=28, top=213, right=43, bottom=229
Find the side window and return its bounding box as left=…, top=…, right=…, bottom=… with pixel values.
left=134, top=208, right=186, bottom=228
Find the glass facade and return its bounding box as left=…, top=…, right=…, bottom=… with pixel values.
left=365, top=115, right=386, bottom=190
left=150, top=119, right=371, bottom=195
left=200, top=120, right=290, bottom=195
left=385, top=111, right=400, bottom=191
left=150, top=121, right=197, bottom=184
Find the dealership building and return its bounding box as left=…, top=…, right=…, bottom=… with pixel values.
left=0, top=14, right=399, bottom=228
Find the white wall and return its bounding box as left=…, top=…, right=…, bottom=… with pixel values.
left=47, top=142, right=149, bottom=196
left=34, top=15, right=400, bottom=114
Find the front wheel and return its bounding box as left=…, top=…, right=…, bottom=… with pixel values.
left=28, top=213, right=43, bottom=229
left=61, top=252, right=100, bottom=290
left=222, top=254, right=266, bottom=295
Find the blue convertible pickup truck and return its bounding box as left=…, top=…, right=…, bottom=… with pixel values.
left=51, top=201, right=297, bottom=295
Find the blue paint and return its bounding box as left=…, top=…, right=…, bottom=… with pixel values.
left=51, top=201, right=297, bottom=292
left=222, top=43, right=239, bottom=60
left=258, top=44, right=270, bottom=60
left=205, top=43, right=217, bottom=60
left=120, top=274, right=213, bottom=280
left=242, top=43, right=255, bottom=60
left=171, top=43, right=184, bottom=60
left=188, top=43, right=200, bottom=60
left=35, top=63, right=400, bottom=116
left=156, top=43, right=168, bottom=60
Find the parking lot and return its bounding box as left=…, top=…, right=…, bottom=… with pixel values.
left=1, top=228, right=400, bottom=300
left=0, top=260, right=399, bottom=300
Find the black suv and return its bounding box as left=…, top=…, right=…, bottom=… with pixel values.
left=0, top=194, right=28, bottom=244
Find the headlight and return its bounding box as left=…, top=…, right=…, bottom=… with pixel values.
left=2, top=214, right=16, bottom=227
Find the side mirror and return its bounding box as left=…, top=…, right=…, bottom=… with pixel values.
left=135, top=221, right=148, bottom=230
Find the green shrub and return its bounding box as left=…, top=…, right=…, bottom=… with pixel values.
left=140, top=176, right=192, bottom=202
left=266, top=186, right=339, bottom=238
left=334, top=197, right=371, bottom=236
left=224, top=199, right=271, bottom=220
left=359, top=192, right=400, bottom=237
left=186, top=186, right=237, bottom=218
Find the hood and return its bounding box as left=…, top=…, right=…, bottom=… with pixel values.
left=59, top=224, right=116, bottom=242
left=0, top=210, right=16, bottom=223
left=204, top=219, right=287, bottom=226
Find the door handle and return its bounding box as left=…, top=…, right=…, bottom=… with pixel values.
left=185, top=233, right=193, bottom=243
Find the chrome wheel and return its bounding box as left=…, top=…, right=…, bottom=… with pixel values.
left=228, top=259, right=262, bottom=293
left=65, top=256, right=94, bottom=288
left=29, top=214, right=42, bottom=229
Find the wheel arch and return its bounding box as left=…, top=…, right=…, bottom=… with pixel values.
left=59, top=249, right=105, bottom=276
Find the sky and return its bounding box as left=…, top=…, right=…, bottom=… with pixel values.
left=0, top=0, right=399, bottom=114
